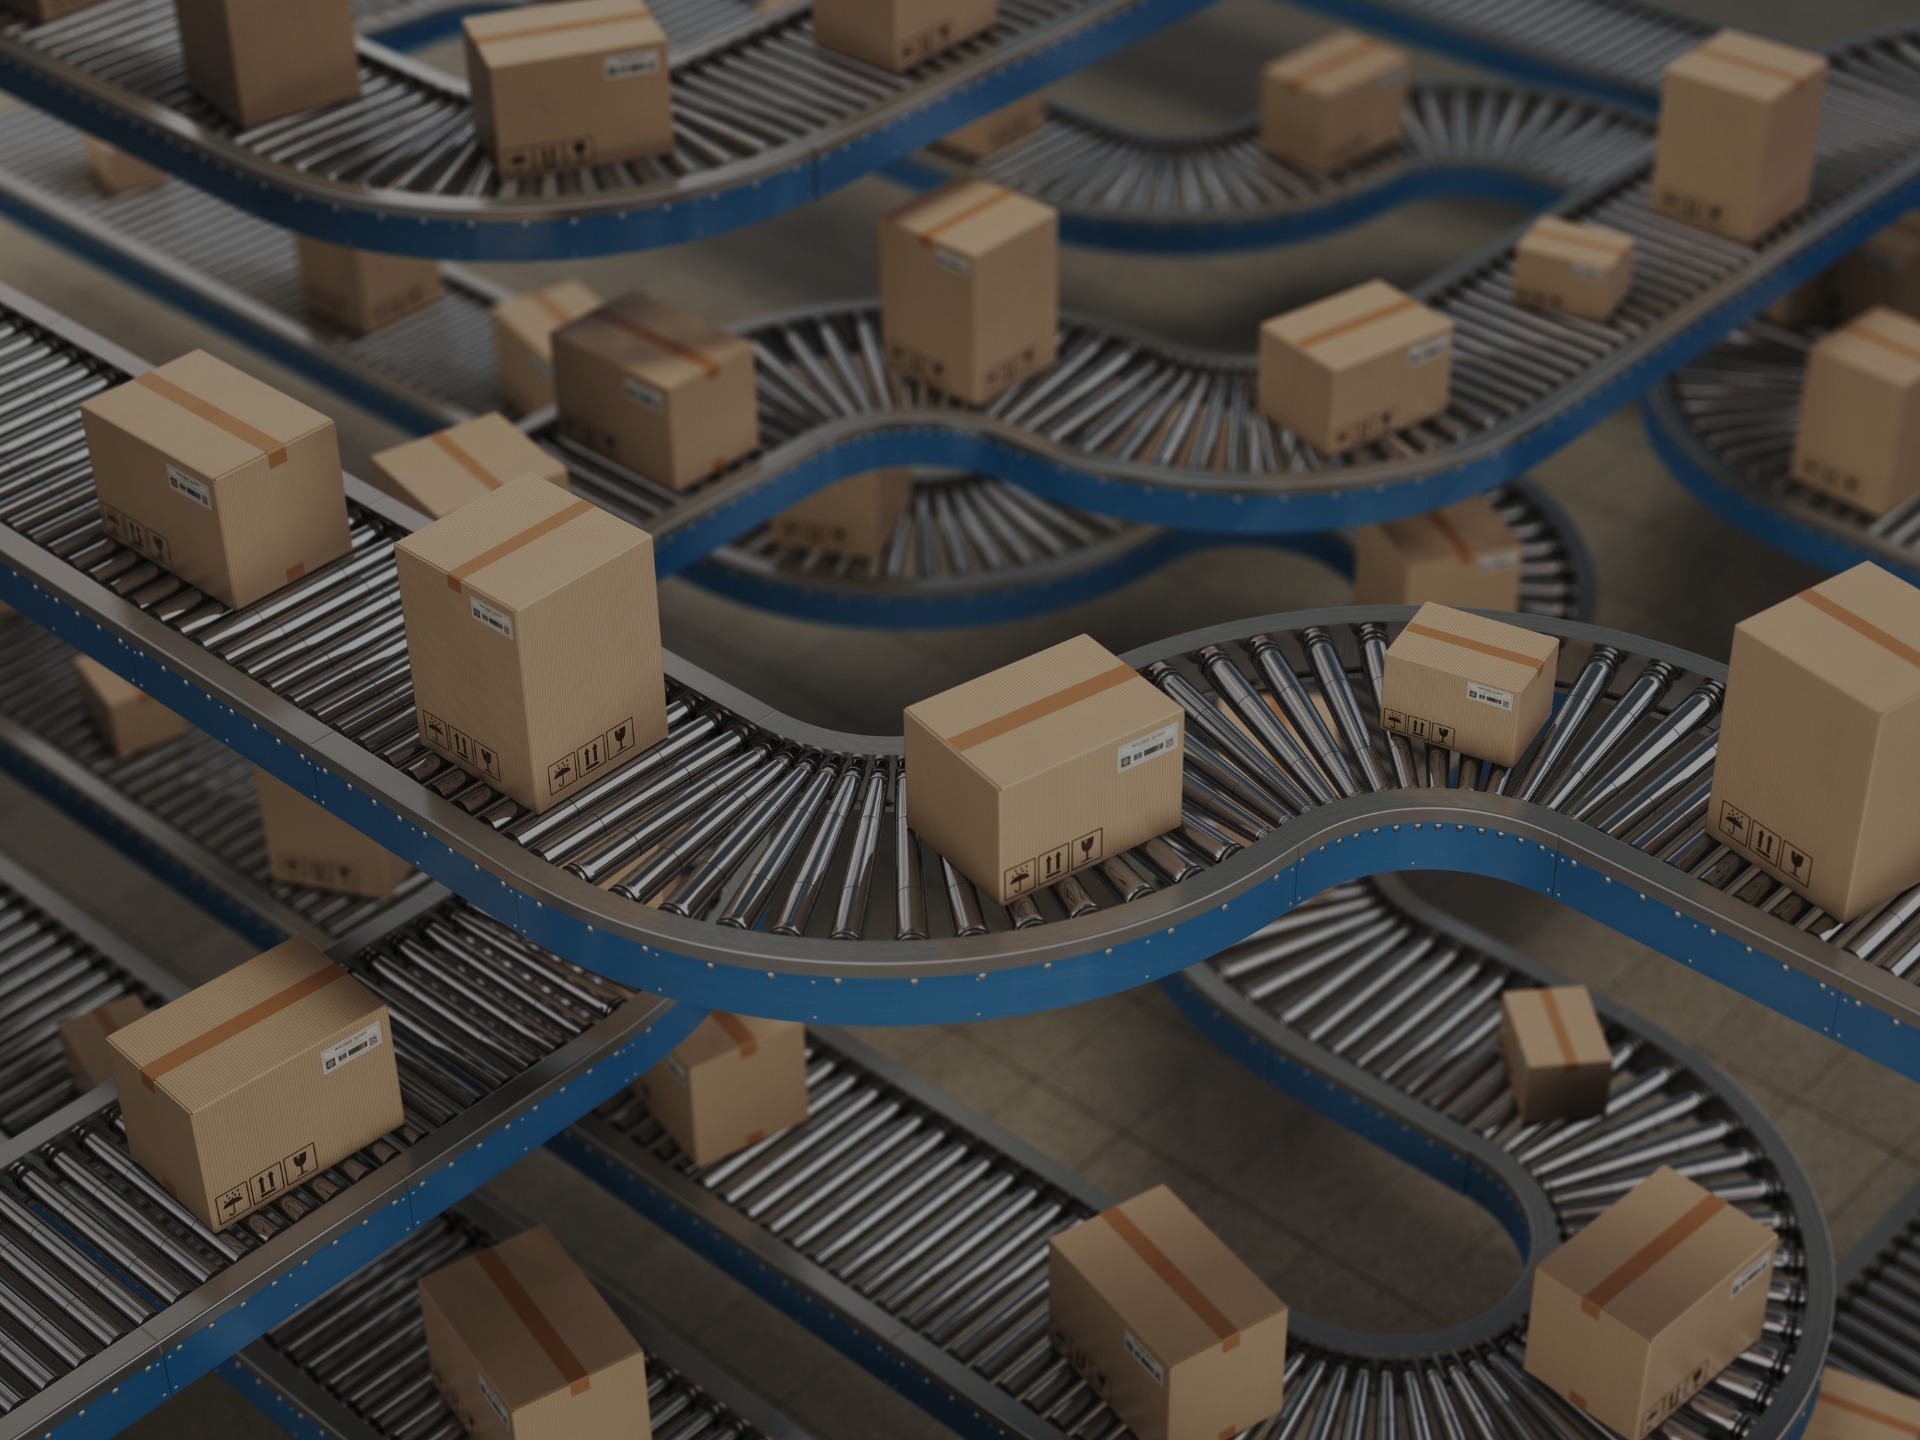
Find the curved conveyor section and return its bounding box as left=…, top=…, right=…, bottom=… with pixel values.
left=1832, top=1172, right=1920, bottom=1395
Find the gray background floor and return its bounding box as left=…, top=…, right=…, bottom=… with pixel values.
left=3, top=0, right=1918, bottom=1434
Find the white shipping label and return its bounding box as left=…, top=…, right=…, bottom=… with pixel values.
left=470, top=596, right=515, bottom=640
left=1571, top=260, right=1607, bottom=282
left=321, top=1022, right=383, bottom=1076
left=1124, top=1331, right=1166, bottom=1387
left=664, top=1054, right=688, bottom=1083
left=1478, top=552, right=1520, bottom=573
left=933, top=248, right=971, bottom=277
left=624, top=375, right=666, bottom=412
left=477, top=1372, right=511, bottom=1426
left=605, top=48, right=661, bottom=79
left=1730, top=1251, right=1771, bottom=1299
left=1466, top=680, right=1514, bottom=711
left=1118, top=722, right=1181, bottom=774
left=1407, top=335, right=1451, bottom=367
left=166, top=465, right=213, bottom=509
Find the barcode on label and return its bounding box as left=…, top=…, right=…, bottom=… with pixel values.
left=1407, top=335, right=1451, bottom=368
left=166, top=465, right=212, bottom=509
left=604, top=48, right=661, bottom=79
left=664, top=1054, right=688, bottom=1083
left=934, top=248, right=971, bottom=277
left=1124, top=1331, right=1165, bottom=1386
left=1118, top=722, right=1181, bottom=774
left=624, top=376, right=665, bottom=412
left=1571, top=261, right=1607, bottom=282
left=1466, top=681, right=1514, bottom=711
left=1730, top=1251, right=1771, bottom=1299
left=1478, top=552, right=1520, bottom=573
left=470, top=596, right=514, bottom=640
left=321, top=1022, right=382, bottom=1075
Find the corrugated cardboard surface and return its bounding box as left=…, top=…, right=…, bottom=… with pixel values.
left=175, top=0, right=360, bottom=129
left=59, top=994, right=150, bottom=1092
left=253, top=769, right=414, bottom=899
left=813, top=0, right=996, bottom=71
left=371, top=412, right=570, bottom=520
left=935, top=95, right=1048, bottom=161
left=1352, top=495, right=1522, bottom=610
left=1513, top=217, right=1635, bottom=322
left=639, top=1014, right=810, bottom=1167
left=494, top=281, right=603, bottom=416
left=295, top=236, right=443, bottom=338
left=1259, top=30, right=1409, bottom=174
left=1837, top=212, right=1920, bottom=322
left=1805, top=1368, right=1920, bottom=1440
left=770, top=469, right=913, bottom=559
left=1498, top=985, right=1612, bottom=1123
left=1380, top=603, right=1558, bottom=767
left=72, top=653, right=187, bottom=757
left=84, top=138, right=164, bottom=196
left=1791, top=307, right=1920, bottom=516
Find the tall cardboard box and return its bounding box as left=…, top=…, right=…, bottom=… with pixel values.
left=1380, top=603, right=1559, bottom=766
left=1049, top=1186, right=1288, bottom=1440
left=175, top=0, right=361, bottom=130
left=84, top=138, right=164, bottom=196
left=1512, top=216, right=1636, bottom=323
left=1789, top=307, right=1920, bottom=517
left=1499, top=986, right=1612, bottom=1123
left=294, top=237, right=442, bottom=337
left=464, top=0, right=671, bottom=180
left=80, top=350, right=351, bottom=610
left=934, top=96, right=1048, bottom=161
left=768, top=470, right=913, bottom=560
left=254, top=770, right=414, bottom=899
left=1805, top=1368, right=1920, bottom=1440
left=1707, top=563, right=1920, bottom=921
left=638, top=1013, right=809, bottom=1166
left=1259, top=30, right=1410, bottom=174
left=1525, top=1167, right=1776, bottom=1440
left=904, top=634, right=1182, bottom=904
left=494, top=281, right=603, bottom=416
left=393, top=475, right=667, bottom=815
left=58, top=995, right=150, bottom=1092
left=1258, top=280, right=1454, bottom=455
left=1836, top=213, right=1920, bottom=322
left=420, top=1226, right=651, bottom=1440
left=1650, top=30, right=1827, bottom=244
left=71, top=655, right=187, bottom=757
left=880, top=180, right=1058, bottom=405
left=106, top=937, right=402, bottom=1228
left=813, top=0, right=995, bottom=72
left=553, top=292, right=758, bottom=491
left=1351, top=496, right=1523, bottom=611
left=370, top=412, right=570, bottom=519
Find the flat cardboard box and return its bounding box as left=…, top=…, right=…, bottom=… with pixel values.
left=254, top=769, right=414, bottom=899
left=880, top=179, right=1059, bottom=405
left=393, top=475, right=667, bottom=815
left=553, top=291, right=758, bottom=491
left=80, top=350, right=350, bottom=610
left=768, top=470, right=913, bottom=560
left=1258, top=279, right=1454, bottom=455
left=638, top=1013, right=809, bottom=1167
left=1706, top=563, right=1920, bottom=921
left=106, top=937, right=402, bottom=1228
left=295, top=237, right=442, bottom=337
left=1049, top=1185, right=1288, bottom=1440
left=1790, top=307, right=1920, bottom=516
left=1513, top=216, right=1636, bottom=323
left=72, top=654, right=187, bottom=757
left=1499, top=986, right=1612, bottom=1123
left=1259, top=30, right=1410, bottom=174
left=371, top=412, right=571, bottom=519
left=494, top=281, right=603, bottom=416
left=1805, top=1368, right=1920, bottom=1440
left=904, top=634, right=1183, bottom=904
left=1525, top=1166, right=1776, bottom=1440
left=1836, top=213, right=1920, bottom=322
left=464, top=0, right=671, bottom=180
left=84, top=138, right=164, bottom=196
left=1351, top=495, right=1523, bottom=611
left=934, top=95, right=1048, bottom=160
left=813, top=0, right=995, bottom=72
left=420, top=1226, right=651, bottom=1440
left=58, top=995, right=150, bottom=1092
left=1380, top=602, right=1559, bottom=767
left=175, top=0, right=361, bottom=130
left=1650, top=29, right=1828, bottom=244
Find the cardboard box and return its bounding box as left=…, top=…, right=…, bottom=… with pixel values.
left=175, top=0, right=361, bottom=130
left=1836, top=213, right=1920, bottom=322
left=494, top=281, right=603, bottom=417
left=1763, top=275, right=1832, bottom=328
left=1805, top=1368, right=1920, bottom=1440
left=393, top=475, right=666, bottom=815
left=58, top=995, right=150, bottom=1092
left=421, top=1226, right=651, bottom=1440
left=464, top=0, right=671, bottom=180
left=904, top=634, right=1183, bottom=904
left=1258, top=280, right=1454, bottom=455
left=106, top=937, right=402, bottom=1228
left=370, top=412, right=570, bottom=520
left=1049, top=1185, right=1288, bottom=1440
left=80, top=351, right=350, bottom=610
left=638, top=1013, right=809, bottom=1167
left=768, top=470, right=913, bottom=560
left=1380, top=602, right=1559, bottom=767
left=254, top=770, right=414, bottom=899
left=880, top=179, right=1059, bottom=405
left=71, top=654, right=187, bottom=757
left=1650, top=30, right=1827, bottom=244
left=553, top=292, right=758, bottom=491
left=294, top=237, right=442, bottom=337
left=5, top=0, right=110, bottom=20
left=84, top=138, right=164, bottom=196
left=934, top=95, right=1048, bottom=160
left=1351, top=495, right=1523, bottom=611
left=1790, top=308, right=1920, bottom=516
left=813, top=0, right=995, bottom=72
left=1525, top=1166, right=1776, bottom=1440
left=1707, top=563, right=1920, bottom=921
left=1259, top=30, right=1409, bottom=174
left=1499, top=986, right=1611, bottom=1123
left=1513, top=216, right=1636, bottom=322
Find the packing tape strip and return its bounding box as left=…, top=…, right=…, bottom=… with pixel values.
left=1281, top=32, right=1386, bottom=89
left=1579, top=1192, right=1727, bottom=1319
left=1102, top=1208, right=1242, bottom=1352
left=911, top=182, right=1023, bottom=245
left=476, top=1247, right=593, bottom=1397
left=1694, top=38, right=1821, bottom=85
left=138, top=963, right=352, bottom=1090
left=1401, top=621, right=1551, bottom=673
left=1428, top=509, right=1476, bottom=566
left=1537, top=988, right=1580, bottom=1067
left=1817, top=1391, right=1920, bottom=1436
left=1530, top=217, right=1635, bottom=257
left=133, top=371, right=289, bottom=469
left=712, top=1011, right=761, bottom=1058
left=591, top=308, right=724, bottom=379
left=1799, top=588, right=1920, bottom=669
left=1841, top=317, right=1920, bottom=367
left=947, top=664, right=1139, bottom=751
left=470, top=7, right=657, bottom=47
left=444, top=499, right=595, bottom=593
left=431, top=431, right=509, bottom=492
left=1293, top=295, right=1424, bottom=351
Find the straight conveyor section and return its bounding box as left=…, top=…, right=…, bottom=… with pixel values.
left=1832, top=1170, right=1920, bottom=1397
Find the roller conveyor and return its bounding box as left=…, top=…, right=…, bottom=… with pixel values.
left=1832, top=1171, right=1920, bottom=1398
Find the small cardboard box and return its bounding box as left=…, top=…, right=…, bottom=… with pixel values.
left=1049, top=1185, right=1288, bottom=1440
left=393, top=475, right=667, bottom=815
left=1259, top=30, right=1410, bottom=174
left=1499, top=986, right=1611, bottom=1123
left=904, top=634, right=1183, bottom=905
left=1836, top=213, right=1920, bottom=322
left=934, top=95, right=1048, bottom=161
left=1805, top=1368, right=1920, bottom=1440
left=1707, top=563, right=1920, bottom=921
left=420, top=1226, right=651, bottom=1440
left=295, top=237, right=442, bottom=337
left=1258, top=280, right=1454, bottom=455
left=71, top=654, right=187, bottom=757
left=1351, top=495, right=1523, bottom=611
left=813, top=0, right=995, bottom=72
left=1790, top=307, right=1920, bottom=517
left=1380, top=603, right=1559, bottom=767
left=769, top=470, right=913, bottom=560
left=1525, top=1166, right=1776, bottom=1440
left=553, top=292, right=758, bottom=491
left=1513, top=216, right=1636, bottom=323
left=638, top=1013, right=809, bottom=1167
left=84, top=138, right=164, bottom=196
left=494, top=281, right=603, bottom=417
left=254, top=770, right=414, bottom=899
left=464, top=0, right=671, bottom=180
left=175, top=0, right=361, bottom=130
left=370, top=412, right=570, bottom=519
left=106, top=937, right=402, bottom=1228
left=880, top=179, right=1059, bottom=405
left=58, top=995, right=150, bottom=1092
left=1650, top=30, right=1827, bottom=244
left=80, top=350, right=351, bottom=610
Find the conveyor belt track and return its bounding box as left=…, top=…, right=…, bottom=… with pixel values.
left=1833, top=1171, right=1920, bottom=1397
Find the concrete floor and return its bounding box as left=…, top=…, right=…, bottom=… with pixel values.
left=3, top=0, right=1920, bottom=1434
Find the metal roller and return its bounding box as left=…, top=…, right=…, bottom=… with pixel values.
left=1832, top=1172, right=1920, bottom=1397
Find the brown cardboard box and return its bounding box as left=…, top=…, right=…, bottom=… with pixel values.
left=1836, top=213, right=1920, bottom=322
left=494, top=281, right=603, bottom=417
left=1525, top=1166, right=1776, bottom=1440
left=80, top=349, right=351, bottom=610
left=1513, top=216, right=1636, bottom=322
left=1048, top=1185, right=1288, bottom=1440
left=1805, top=1368, right=1920, bottom=1440
left=464, top=0, right=671, bottom=180
left=58, top=995, right=150, bottom=1092
left=106, top=937, right=402, bottom=1228
left=393, top=474, right=666, bottom=815
left=1351, top=495, right=1523, bottom=611
left=1763, top=275, right=1833, bottom=328
left=1259, top=30, right=1410, bottom=174
left=1498, top=985, right=1611, bottom=1123
left=175, top=0, right=361, bottom=130
left=813, top=0, right=995, bottom=72
left=370, top=412, right=570, bottom=519
left=1706, top=563, right=1920, bottom=921
left=84, top=138, right=164, bottom=196
left=880, top=179, right=1059, bottom=405
left=1380, top=603, right=1559, bottom=767
left=768, top=470, right=913, bottom=560
left=71, top=655, right=187, bottom=757
left=254, top=770, right=413, bottom=899
left=637, top=1013, right=809, bottom=1167
left=1790, top=308, right=1920, bottom=516
left=553, top=292, right=758, bottom=491
left=1258, top=280, right=1454, bottom=455
left=294, top=237, right=442, bottom=337
left=904, top=634, right=1183, bottom=905
left=934, top=95, right=1048, bottom=161
left=420, top=1226, right=651, bottom=1440
left=1650, top=30, right=1827, bottom=244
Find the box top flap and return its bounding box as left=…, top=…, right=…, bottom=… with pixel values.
left=1818, top=307, right=1920, bottom=385
left=670, top=1012, right=803, bottom=1071
left=464, top=0, right=663, bottom=64
left=1521, top=216, right=1636, bottom=266
left=1262, top=280, right=1452, bottom=371
left=1667, top=28, right=1827, bottom=100
left=70, top=653, right=159, bottom=712
left=887, top=178, right=1057, bottom=259
left=59, top=994, right=148, bottom=1043
left=495, top=281, right=604, bottom=350
left=1502, top=985, right=1611, bottom=1069
left=83, top=350, right=332, bottom=481
left=560, top=291, right=753, bottom=388
left=1737, top=563, right=1920, bottom=714
left=1264, top=29, right=1407, bottom=97
left=377, top=413, right=561, bottom=492
left=1388, top=603, right=1560, bottom=689
left=1811, top=1368, right=1920, bottom=1437
left=1378, top=497, right=1520, bottom=566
